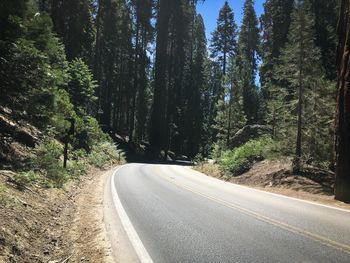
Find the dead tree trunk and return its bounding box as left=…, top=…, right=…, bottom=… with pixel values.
left=334, top=0, right=350, bottom=203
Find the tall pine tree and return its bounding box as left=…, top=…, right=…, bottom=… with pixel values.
left=237, top=0, right=260, bottom=124
left=210, top=1, right=238, bottom=76
left=278, top=0, right=333, bottom=172
left=184, top=14, right=209, bottom=157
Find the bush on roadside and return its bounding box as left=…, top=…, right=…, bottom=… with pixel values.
left=14, top=171, right=40, bottom=186
left=27, top=133, right=125, bottom=187
left=219, top=136, right=279, bottom=176
left=67, top=159, right=88, bottom=178
left=33, top=137, right=68, bottom=187
left=88, top=142, right=125, bottom=168
left=66, top=149, right=89, bottom=178
left=72, top=116, right=110, bottom=153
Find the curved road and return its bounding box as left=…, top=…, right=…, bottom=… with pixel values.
left=106, top=163, right=350, bottom=263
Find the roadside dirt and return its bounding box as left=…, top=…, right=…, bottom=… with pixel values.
left=67, top=168, right=115, bottom=263
left=0, top=167, right=117, bottom=263
left=195, top=160, right=350, bottom=210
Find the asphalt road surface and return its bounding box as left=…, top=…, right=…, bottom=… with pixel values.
left=108, top=163, right=350, bottom=263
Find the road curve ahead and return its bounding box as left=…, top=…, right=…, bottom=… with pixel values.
left=110, top=163, right=350, bottom=263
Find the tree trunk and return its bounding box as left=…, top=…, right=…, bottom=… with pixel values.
left=150, top=0, right=172, bottom=151
left=94, top=0, right=103, bottom=119
left=227, top=83, right=233, bottom=146
left=223, top=50, right=226, bottom=76
left=135, top=31, right=148, bottom=142
left=293, top=68, right=303, bottom=173
left=272, top=105, right=276, bottom=139
left=129, top=18, right=140, bottom=142
left=334, top=0, right=350, bottom=203
left=293, top=15, right=305, bottom=174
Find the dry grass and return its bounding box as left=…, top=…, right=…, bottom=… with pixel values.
left=194, top=163, right=223, bottom=179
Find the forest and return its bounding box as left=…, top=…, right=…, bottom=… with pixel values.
left=0, top=0, right=349, bottom=202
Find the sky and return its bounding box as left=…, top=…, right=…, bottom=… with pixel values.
left=196, top=0, right=265, bottom=41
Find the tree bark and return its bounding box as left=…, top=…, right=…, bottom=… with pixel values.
left=129, top=18, right=140, bottom=142
left=334, top=0, right=350, bottom=203
left=135, top=31, right=148, bottom=142
left=293, top=68, right=303, bottom=173
left=293, top=11, right=305, bottom=174
left=94, top=0, right=103, bottom=119
left=150, top=0, right=172, bottom=151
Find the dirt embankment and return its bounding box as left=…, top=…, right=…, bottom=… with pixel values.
left=195, top=160, right=350, bottom=210
left=0, top=167, right=116, bottom=263
left=0, top=107, right=41, bottom=170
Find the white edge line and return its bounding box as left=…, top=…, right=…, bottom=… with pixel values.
left=185, top=166, right=350, bottom=214
left=111, top=166, right=154, bottom=263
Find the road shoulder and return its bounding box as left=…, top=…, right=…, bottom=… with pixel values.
left=103, top=166, right=141, bottom=263
left=66, top=167, right=116, bottom=262
left=192, top=162, right=350, bottom=211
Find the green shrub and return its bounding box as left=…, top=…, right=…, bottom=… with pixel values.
left=88, top=142, right=125, bottom=168
left=34, top=137, right=68, bottom=187
left=67, top=58, right=97, bottom=113
left=73, top=116, right=110, bottom=153
left=67, top=159, right=88, bottom=178
left=212, top=143, right=224, bottom=160
left=14, top=171, right=39, bottom=186
left=50, top=88, right=77, bottom=136
left=219, top=136, right=279, bottom=176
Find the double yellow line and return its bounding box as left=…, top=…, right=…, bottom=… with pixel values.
left=153, top=166, right=350, bottom=255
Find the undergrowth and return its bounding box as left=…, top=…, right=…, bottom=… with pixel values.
left=218, top=136, right=280, bottom=176
left=16, top=133, right=125, bottom=188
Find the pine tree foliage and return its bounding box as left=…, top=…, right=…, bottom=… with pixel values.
left=210, top=1, right=238, bottom=75
left=184, top=14, right=209, bottom=157
left=237, top=0, right=260, bottom=124
left=206, top=61, right=223, bottom=148
left=67, top=58, right=97, bottom=114
left=308, top=0, right=338, bottom=80
left=0, top=1, right=68, bottom=126
left=259, top=0, right=294, bottom=103
left=277, top=0, right=335, bottom=171
left=50, top=0, right=95, bottom=63
left=238, top=0, right=260, bottom=75
left=214, top=59, right=247, bottom=150
left=0, top=0, right=113, bottom=166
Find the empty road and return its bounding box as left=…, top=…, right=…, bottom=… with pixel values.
left=106, top=163, right=350, bottom=263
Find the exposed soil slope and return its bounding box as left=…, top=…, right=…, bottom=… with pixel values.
left=0, top=106, right=41, bottom=170
left=0, top=167, right=116, bottom=263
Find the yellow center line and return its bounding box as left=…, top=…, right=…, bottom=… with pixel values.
left=153, top=166, right=350, bottom=255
